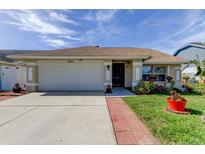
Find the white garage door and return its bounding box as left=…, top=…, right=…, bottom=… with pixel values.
left=38, top=60, right=105, bottom=91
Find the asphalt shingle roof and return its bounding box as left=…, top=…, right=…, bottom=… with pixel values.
left=0, top=50, right=41, bottom=63
left=4, top=46, right=186, bottom=64
left=2, top=46, right=186, bottom=63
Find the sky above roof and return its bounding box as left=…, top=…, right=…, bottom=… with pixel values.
left=0, top=9, right=205, bottom=54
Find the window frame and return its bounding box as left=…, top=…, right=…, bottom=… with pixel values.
left=153, top=66, right=167, bottom=74
left=142, top=65, right=167, bottom=82
left=142, top=66, right=153, bottom=74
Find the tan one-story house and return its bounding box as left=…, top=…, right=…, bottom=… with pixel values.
left=7, top=46, right=186, bottom=92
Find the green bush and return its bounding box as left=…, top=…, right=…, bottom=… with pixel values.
left=166, top=75, right=173, bottom=82
left=134, top=80, right=156, bottom=94
left=134, top=80, right=178, bottom=95
left=192, top=83, right=205, bottom=94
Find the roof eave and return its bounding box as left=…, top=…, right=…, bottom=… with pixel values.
left=144, top=61, right=187, bottom=65
left=8, top=55, right=150, bottom=60
left=174, top=43, right=205, bottom=56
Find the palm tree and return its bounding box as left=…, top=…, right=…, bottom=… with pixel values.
left=191, top=59, right=205, bottom=83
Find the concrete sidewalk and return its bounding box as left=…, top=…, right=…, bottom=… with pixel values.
left=0, top=92, right=116, bottom=145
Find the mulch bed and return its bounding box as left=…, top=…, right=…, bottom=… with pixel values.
left=0, top=91, right=27, bottom=102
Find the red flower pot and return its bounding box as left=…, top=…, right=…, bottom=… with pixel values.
left=167, top=98, right=187, bottom=112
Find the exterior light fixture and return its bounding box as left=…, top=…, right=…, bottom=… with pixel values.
left=107, top=65, right=110, bottom=70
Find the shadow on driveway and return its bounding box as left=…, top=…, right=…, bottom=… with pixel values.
left=39, top=91, right=105, bottom=96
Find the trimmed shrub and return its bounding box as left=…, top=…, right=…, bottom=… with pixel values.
left=154, top=85, right=169, bottom=94
left=134, top=80, right=179, bottom=95
left=183, top=76, right=190, bottom=83
left=182, top=84, right=193, bottom=93
left=134, top=80, right=156, bottom=94
left=192, top=83, right=205, bottom=94
left=167, top=75, right=173, bottom=83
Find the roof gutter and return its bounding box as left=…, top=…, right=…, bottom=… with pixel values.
left=8, top=55, right=150, bottom=60
left=144, top=61, right=188, bottom=65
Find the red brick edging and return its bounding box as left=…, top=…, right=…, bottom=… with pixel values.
left=0, top=91, right=26, bottom=102
left=106, top=97, right=159, bottom=145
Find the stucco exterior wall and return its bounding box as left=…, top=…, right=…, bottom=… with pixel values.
left=104, top=60, right=112, bottom=90
left=18, top=58, right=182, bottom=92
left=25, top=62, right=39, bottom=92
left=169, top=65, right=181, bottom=82
left=132, top=60, right=143, bottom=90
left=26, top=66, right=39, bottom=83
left=125, top=62, right=132, bottom=87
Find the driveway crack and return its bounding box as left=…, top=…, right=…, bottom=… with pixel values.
left=0, top=107, right=39, bottom=128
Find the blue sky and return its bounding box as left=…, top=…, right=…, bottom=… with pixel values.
left=0, top=9, right=205, bottom=54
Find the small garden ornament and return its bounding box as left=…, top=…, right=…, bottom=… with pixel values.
left=106, top=85, right=112, bottom=93
left=12, top=83, right=22, bottom=93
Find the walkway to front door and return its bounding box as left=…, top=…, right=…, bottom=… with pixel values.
left=106, top=97, right=159, bottom=145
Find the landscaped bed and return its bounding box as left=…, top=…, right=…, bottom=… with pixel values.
left=123, top=94, right=205, bottom=144
left=0, top=91, right=26, bottom=102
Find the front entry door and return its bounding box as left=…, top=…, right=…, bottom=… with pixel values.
left=112, top=63, right=125, bottom=87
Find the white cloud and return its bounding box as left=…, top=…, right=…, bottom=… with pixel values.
left=38, top=35, right=70, bottom=47
left=1, top=10, right=75, bottom=35
left=44, top=39, right=67, bottom=47
left=82, top=10, right=118, bottom=24
left=81, top=11, right=95, bottom=21
left=0, top=10, right=79, bottom=47
left=83, top=10, right=120, bottom=42
left=59, top=35, right=84, bottom=41
left=179, top=31, right=205, bottom=44
left=167, top=10, right=205, bottom=39
left=49, top=12, right=77, bottom=25
left=96, top=10, right=118, bottom=25
left=144, top=10, right=205, bottom=53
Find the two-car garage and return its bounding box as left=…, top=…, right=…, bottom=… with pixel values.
left=38, top=60, right=105, bottom=91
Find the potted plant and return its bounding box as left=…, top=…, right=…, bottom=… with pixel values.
left=106, top=85, right=112, bottom=93
left=12, top=83, right=22, bottom=93
left=167, top=88, right=187, bottom=112
left=166, top=75, right=173, bottom=83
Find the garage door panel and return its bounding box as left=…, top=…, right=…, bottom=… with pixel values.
left=38, top=60, right=104, bottom=91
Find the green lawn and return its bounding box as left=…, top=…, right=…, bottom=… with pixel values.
left=123, top=94, right=205, bottom=144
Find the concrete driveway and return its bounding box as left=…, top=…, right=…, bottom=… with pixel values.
left=0, top=92, right=116, bottom=145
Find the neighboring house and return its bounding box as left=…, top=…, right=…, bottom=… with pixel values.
left=0, top=52, right=18, bottom=91
left=6, top=46, right=186, bottom=92
left=0, top=51, right=28, bottom=91
left=174, top=42, right=205, bottom=82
